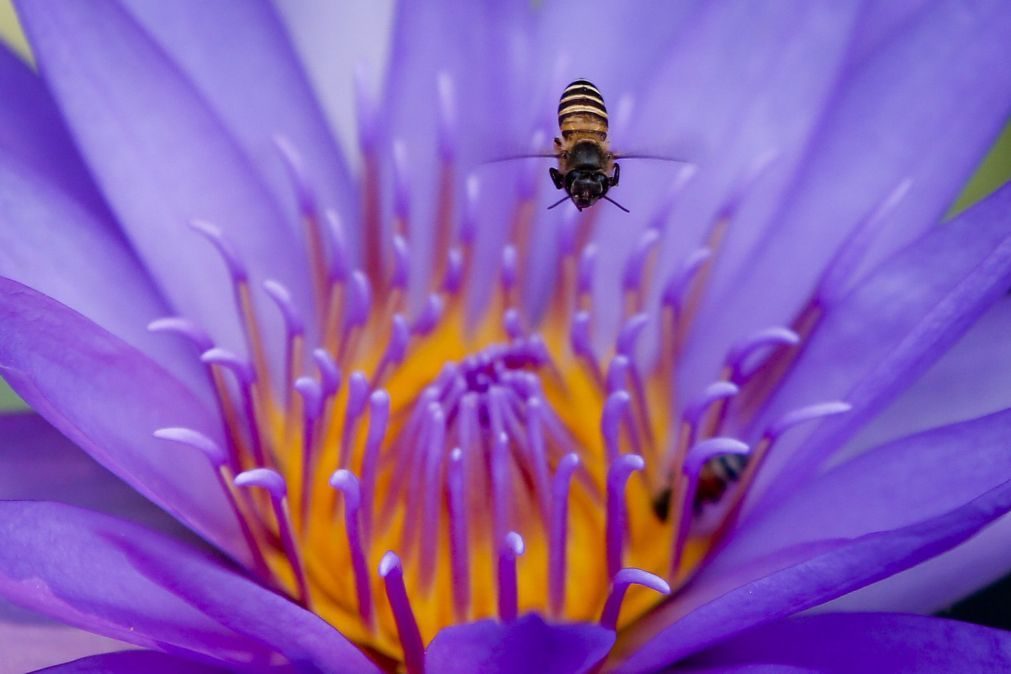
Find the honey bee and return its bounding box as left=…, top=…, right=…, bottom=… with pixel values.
left=487, top=78, right=689, bottom=212
left=549, top=79, right=625, bottom=212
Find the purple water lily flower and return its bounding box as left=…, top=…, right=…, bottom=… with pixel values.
left=2, top=1, right=1011, bottom=672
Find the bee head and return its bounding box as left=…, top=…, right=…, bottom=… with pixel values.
left=565, top=170, right=609, bottom=209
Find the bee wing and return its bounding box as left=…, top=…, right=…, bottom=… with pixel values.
left=612, top=152, right=694, bottom=165
left=482, top=152, right=560, bottom=164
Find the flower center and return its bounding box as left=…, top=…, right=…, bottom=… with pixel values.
left=150, top=76, right=851, bottom=670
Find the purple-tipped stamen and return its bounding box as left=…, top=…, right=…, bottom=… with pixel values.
left=330, top=469, right=373, bottom=630
left=418, top=405, right=447, bottom=591
left=202, top=347, right=270, bottom=467
left=294, top=376, right=323, bottom=526
left=672, top=438, right=749, bottom=575
left=725, top=326, right=800, bottom=383
left=683, top=381, right=739, bottom=448
left=497, top=531, right=525, bottom=622
left=359, top=389, right=390, bottom=542
left=606, top=454, right=645, bottom=581
left=235, top=468, right=310, bottom=606
left=379, top=552, right=425, bottom=674
left=602, top=390, right=631, bottom=464
left=549, top=453, right=580, bottom=617
left=338, top=371, right=370, bottom=468
left=154, top=427, right=270, bottom=579
left=147, top=316, right=213, bottom=352
left=264, top=279, right=305, bottom=402
left=599, top=568, right=670, bottom=630
left=412, top=293, right=444, bottom=336
left=447, top=448, right=471, bottom=622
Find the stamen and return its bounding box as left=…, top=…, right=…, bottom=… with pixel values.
left=622, top=229, right=660, bottom=317
left=153, top=428, right=270, bottom=579
left=549, top=453, right=580, bottom=617
left=497, top=531, right=525, bottom=622
left=714, top=401, right=852, bottom=541
left=682, top=381, right=739, bottom=450
left=601, top=391, right=631, bottom=464
left=606, top=454, right=645, bottom=581
left=379, top=552, right=425, bottom=674
left=418, top=405, right=446, bottom=592
left=412, top=294, right=444, bottom=336
left=599, top=568, right=670, bottom=631
left=391, top=234, right=410, bottom=293
left=190, top=220, right=274, bottom=403
left=447, top=448, right=470, bottom=622
left=724, top=327, right=799, bottom=383
left=330, top=469, right=373, bottom=631
left=570, top=311, right=601, bottom=385
left=273, top=136, right=329, bottom=314
left=339, top=372, right=370, bottom=468
left=201, top=347, right=269, bottom=468
left=338, top=272, right=371, bottom=363
left=312, top=348, right=342, bottom=403
left=490, top=429, right=511, bottom=552
left=360, top=389, right=391, bottom=541
left=523, top=397, right=553, bottom=522
left=234, top=468, right=310, bottom=607
left=372, top=314, right=410, bottom=387
left=442, top=246, right=464, bottom=295
left=501, top=245, right=518, bottom=308
left=294, top=376, right=323, bottom=527
left=670, top=438, right=749, bottom=576
left=263, top=279, right=305, bottom=404
left=147, top=317, right=213, bottom=352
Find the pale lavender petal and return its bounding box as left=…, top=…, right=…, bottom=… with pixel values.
left=0, top=44, right=107, bottom=216
left=701, top=406, right=1011, bottom=592
left=684, top=0, right=1011, bottom=399
left=595, top=2, right=861, bottom=345
left=0, top=412, right=195, bottom=539
left=0, top=148, right=206, bottom=400
left=16, top=0, right=312, bottom=356
left=614, top=477, right=1011, bottom=671
left=843, top=295, right=1011, bottom=459
left=272, top=0, right=394, bottom=159
left=120, top=0, right=359, bottom=257
left=425, top=614, right=613, bottom=674
left=0, top=598, right=134, bottom=674
left=0, top=501, right=377, bottom=673
left=689, top=613, right=1011, bottom=672
left=0, top=278, right=247, bottom=563
left=33, top=651, right=231, bottom=674
left=753, top=183, right=1011, bottom=503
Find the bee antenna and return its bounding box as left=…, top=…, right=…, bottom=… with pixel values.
left=547, top=195, right=572, bottom=210
left=603, top=195, right=630, bottom=213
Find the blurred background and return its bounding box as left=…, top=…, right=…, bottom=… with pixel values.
left=1, top=0, right=1010, bottom=628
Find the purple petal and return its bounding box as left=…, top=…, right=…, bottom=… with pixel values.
left=690, top=613, right=1011, bottom=672
left=118, top=0, right=358, bottom=256
left=425, top=613, right=613, bottom=674
left=0, top=139, right=206, bottom=399
left=15, top=0, right=312, bottom=356
left=0, top=44, right=107, bottom=217
left=0, top=501, right=376, bottom=673
left=31, top=650, right=229, bottom=674
left=0, top=279, right=247, bottom=563
left=0, top=412, right=197, bottom=539
left=752, top=182, right=1011, bottom=504
left=596, top=2, right=861, bottom=343
left=701, top=406, right=1011, bottom=597
left=684, top=0, right=1011, bottom=400
left=0, top=598, right=133, bottom=674
left=613, top=476, right=1011, bottom=671
left=273, top=0, right=393, bottom=155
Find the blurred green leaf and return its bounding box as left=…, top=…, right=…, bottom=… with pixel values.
left=0, top=377, right=26, bottom=411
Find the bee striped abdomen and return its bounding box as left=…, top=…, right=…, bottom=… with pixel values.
left=558, top=79, right=608, bottom=139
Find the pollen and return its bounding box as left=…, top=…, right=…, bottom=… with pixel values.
left=150, top=79, right=849, bottom=672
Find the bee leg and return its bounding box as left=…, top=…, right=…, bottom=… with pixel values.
left=610, top=163, right=621, bottom=187
left=549, top=167, right=565, bottom=190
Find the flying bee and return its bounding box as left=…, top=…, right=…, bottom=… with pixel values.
left=550, top=79, right=624, bottom=212
left=488, top=78, right=689, bottom=213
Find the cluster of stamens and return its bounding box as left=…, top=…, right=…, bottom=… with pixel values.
left=145, top=75, right=878, bottom=670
